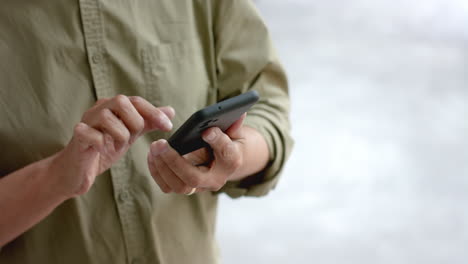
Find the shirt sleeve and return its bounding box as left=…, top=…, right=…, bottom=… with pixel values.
left=212, top=0, right=294, bottom=198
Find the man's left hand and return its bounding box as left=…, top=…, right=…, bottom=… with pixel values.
left=147, top=114, right=247, bottom=194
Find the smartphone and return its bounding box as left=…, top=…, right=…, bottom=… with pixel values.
left=168, top=90, right=260, bottom=155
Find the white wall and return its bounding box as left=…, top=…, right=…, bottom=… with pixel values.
left=218, top=1, right=468, bottom=263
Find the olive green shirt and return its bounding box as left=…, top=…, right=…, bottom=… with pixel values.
left=0, top=1, right=292, bottom=263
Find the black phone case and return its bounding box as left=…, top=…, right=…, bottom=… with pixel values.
left=168, top=90, right=260, bottom=155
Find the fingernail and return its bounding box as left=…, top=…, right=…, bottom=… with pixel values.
left=167, top=106, right=175, bottom=118
left=203, top=129, right=217, bottom=142
left=151, top=140, right=169, bottom=156
left=161, top=115, right=173, bottom=130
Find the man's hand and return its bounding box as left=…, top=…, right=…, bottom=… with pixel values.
left=50, top=95, right=175, bottom=198
left=147, top=113, right=268, bottom=194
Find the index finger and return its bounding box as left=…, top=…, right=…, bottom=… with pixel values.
left=128, top=96, right=175, bottom=132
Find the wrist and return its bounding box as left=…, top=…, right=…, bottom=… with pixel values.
left=41, top=151, right=74, bottom=203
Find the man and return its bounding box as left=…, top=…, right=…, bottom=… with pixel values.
left=0, top=1, right=292, bottom=263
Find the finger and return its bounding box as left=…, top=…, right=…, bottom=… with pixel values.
left=225, top=113, right=246, bottom=138
left=150, top=139, right=205, bottom=188
left=73, top=122, right=105, bottom=153
left=95, top=98, right=110, bottom=107
left=96, top=108, right=130, bottom=150
left=147, top=152, right=171, bottom=193
left=154, top=156, right=193, bottom=194
left=106, top=95, right=145, bottom=140
left=128, top=96, right=174, bottom=132
left=195, top=188, right=209, bottom=193
left=158, top=106, right=176, bottom=120
left=202, top=127, right=242, bottom=177
left=183, top=147, right=213, bottom=166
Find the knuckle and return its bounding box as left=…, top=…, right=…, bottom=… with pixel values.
left=73, top=123, right=84, bottom=134
left=94, top=137, right=105, bottom=149
left=73, top=124, right=87, bottom=140
left=133, top=115, right=145, bottom=133
left=118, top=128, right=131, bottom=143
left=148, top=109, right=170, bottom=130
left=114, top=94, right=129, bottom=108
left=129, top=95, right=144, bottom=104
left=160, top=186, right=171, bottom=193
left=99, top=108, right=113, bottom=122
left=154, top=109, right=166, bottom=121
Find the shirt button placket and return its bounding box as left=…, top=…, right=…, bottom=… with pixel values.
left=118, top=190, right=130, bottom=203
left=79, top=1, right=142, bottom=263
left=91, top=53, right=103, bottom=64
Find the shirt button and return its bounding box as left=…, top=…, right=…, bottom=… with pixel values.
left=118, top=191, right=130, bottom=203
left=91, top=53, right=103, bottom=64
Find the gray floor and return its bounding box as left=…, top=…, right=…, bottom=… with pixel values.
left=217, top=0, right=468, bottom=263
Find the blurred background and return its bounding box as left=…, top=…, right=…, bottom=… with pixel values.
left=217, top=0, right=468, bottom=263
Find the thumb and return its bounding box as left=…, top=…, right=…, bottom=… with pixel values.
left=225, top=113, right=247, bottom=139
left=202, top=127, right=242, bottom=176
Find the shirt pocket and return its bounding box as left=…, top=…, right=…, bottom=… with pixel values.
left=140, top=38, right=212, bottom=126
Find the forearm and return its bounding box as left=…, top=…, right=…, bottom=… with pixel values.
left=0, top=154, right=66, bottom=247
left=228, top=126, right=269, bottom=182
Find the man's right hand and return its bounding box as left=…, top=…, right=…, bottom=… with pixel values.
left=49, top=95, right=175, bottom=199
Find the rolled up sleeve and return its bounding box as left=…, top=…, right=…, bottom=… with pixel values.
left=212, top=0, right=294, bottom=198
